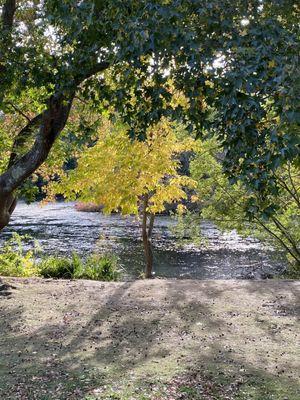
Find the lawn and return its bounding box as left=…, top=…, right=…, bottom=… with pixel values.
left=0, top=278, right=299, bottom=399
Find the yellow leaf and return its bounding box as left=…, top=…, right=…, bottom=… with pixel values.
left=268, top=60, right=276, bottom=68
left=205, top=80, right=214, bottom=88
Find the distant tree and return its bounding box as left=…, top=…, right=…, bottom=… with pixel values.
left=50, top=119, right=197, bottom=278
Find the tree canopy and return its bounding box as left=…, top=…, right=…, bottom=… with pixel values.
left=0, top=0, right=299, bottom=228
left=51, top=118, right=197, bottom=277
left=51, top=118, right=196, bottom=213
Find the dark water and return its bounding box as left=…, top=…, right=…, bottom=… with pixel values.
left=1, top=202, right=287, bottom=279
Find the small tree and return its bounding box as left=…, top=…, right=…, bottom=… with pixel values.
left=52, top=118, right=197, bottom=278
left=190, top=139, right=300, bottom=271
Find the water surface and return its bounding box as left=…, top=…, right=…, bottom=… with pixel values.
left=1, top=202, right=286, bottom=279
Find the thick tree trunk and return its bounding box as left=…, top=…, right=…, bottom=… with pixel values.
left=0, top=94, right=74, bottom=230
left=0, top=0, right=16, bottom=102
left=0, top=0, right=110, bottom=230
left=0, top=192, right=16, bottom=230
left=1, top=0, right=16, bottom=30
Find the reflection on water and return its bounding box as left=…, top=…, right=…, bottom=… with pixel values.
left=1, top=202, right=286, bottom=279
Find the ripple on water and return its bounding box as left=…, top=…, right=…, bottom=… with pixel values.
left=1, top=202, right=287, bottom=280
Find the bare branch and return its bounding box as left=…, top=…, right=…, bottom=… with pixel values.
left=273, top=168, right=300, bottom=209
left=74, top=95, right=89, bottom=105
left=287, top=162, right=300, bottom=207
left=6, top=101, right=31, bottom=122
left=254, top=216, right=300, bottom=264
left=271, top=216, right=300, bottom=258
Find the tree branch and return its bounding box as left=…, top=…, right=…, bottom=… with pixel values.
left=0, top=58, right=110, bottom=208
left=1, top=93, right=74, bottom=193
left=254, top=216, right=300, bottom=264
left=74, top=61, right=110, bottom=85
left=6, top=101, right=31, bottom=122
left=274, top=170, right=300, bottom=209
left=287, top=163, right=300, bottom=207
left=271, top=216, right=300, bottom=258
left=8, top=112, right=43, bottom=168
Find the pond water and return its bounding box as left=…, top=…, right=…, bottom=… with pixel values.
left=1, top=202, right=287, bottom=280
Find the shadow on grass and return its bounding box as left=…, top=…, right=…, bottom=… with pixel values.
left=0, top=279, right=299, bottom=399
left=242, top=279, right=300, bottom=319
left=0, top=277, right=15, bottom=297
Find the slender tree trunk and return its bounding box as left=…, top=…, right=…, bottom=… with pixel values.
left=143, top=228, right=154, bottom=278
left=142, top=196, right=155, bottom=278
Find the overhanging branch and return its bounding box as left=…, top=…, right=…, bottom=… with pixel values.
left=74, top=61, right=110, bottom=85
left=1, top=93, right=74, bottom=193
left=6, top=101, right=31, bottom=122
left=1, top=59, right=111, bottom=195
left=8, top=112, right=43, bottom=168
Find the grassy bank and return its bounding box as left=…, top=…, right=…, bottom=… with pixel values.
left=0, top=278, right=299, bottom=399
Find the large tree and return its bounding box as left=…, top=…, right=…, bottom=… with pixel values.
left=0, top=0, right=299, bottom=229
left=0, top=0, right=196, bottom=229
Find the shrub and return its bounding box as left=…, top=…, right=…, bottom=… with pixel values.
left=75, top=202, right=104, bottom=212
left=0, top=233, right=120, bottom=281
left=38, top=254, right=78, bottom=279
left=0, top=233, right=39, bottom=277
left=38, top=253, right=120, bottom=281
left=79, top=254, right=120, bottom=281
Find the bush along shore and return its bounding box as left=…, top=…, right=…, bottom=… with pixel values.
left=0, top=233, right=120, bottom=281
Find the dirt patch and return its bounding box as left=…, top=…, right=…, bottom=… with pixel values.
left=0, top=278, right=299, bottom=399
